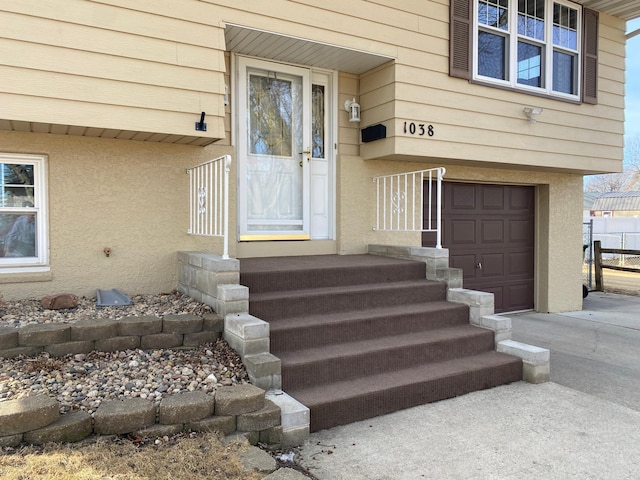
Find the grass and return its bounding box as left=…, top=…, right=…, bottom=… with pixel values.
left=0, top=433, right=263, bottom=480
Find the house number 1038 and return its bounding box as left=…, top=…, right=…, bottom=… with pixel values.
left=403, top=121, right=434, bottom=137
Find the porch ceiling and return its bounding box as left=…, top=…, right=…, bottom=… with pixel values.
left=224, top=23, right=395, bottom=75
left=574, top=0, right=640, bottom=20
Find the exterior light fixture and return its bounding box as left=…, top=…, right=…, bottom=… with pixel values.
left=523, top=106, right=543, bottom=123
left=344, top=98, right=361, bottom=123
left=195, top=111, right=207, bottom=131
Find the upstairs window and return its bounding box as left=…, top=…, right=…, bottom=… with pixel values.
left=476, top=0, right=580, bottom=99
left=450, top=0, right=598, bottom=103
left=0, top=153, right=48, bottom=272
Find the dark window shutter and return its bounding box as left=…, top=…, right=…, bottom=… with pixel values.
left=450, top=0, right=472, bottom=79
left=582, top=8, right=599, bottom=104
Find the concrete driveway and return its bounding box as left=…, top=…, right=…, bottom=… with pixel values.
left=298, top=291, right=640, bottom=479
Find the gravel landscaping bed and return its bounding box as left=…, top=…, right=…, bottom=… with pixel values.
left=0, top=292, right=249, bottom=415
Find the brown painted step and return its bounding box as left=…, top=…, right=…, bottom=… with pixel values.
left=240, top=254, right=427, bottom=293
left=288, top=351, right=523, bottom=432
left=269, top=301, right=470, bottom=353
left=279, top=325, right=496, bottom=389
left=248, top=280, right=447, bottom=319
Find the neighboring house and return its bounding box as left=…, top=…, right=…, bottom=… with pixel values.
left=591, top=191, right=640, bottom=217
left=1, top=0, right=639, bottom=314
left=584, top=191, right=601, bottom=218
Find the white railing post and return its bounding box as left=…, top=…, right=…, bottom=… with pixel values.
left=187, top=155, right=233, bottom=259
left=222, top=154, right=231, bottom=259
left=372, top=167, right=445, bottom=248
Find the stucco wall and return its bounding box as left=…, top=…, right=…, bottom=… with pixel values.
left=335, top=155, right=584, bottom=312
left=0, top=131, right=233, bottom=300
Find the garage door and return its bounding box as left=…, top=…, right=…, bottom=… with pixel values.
left=435, top=183, right=535, bottom=313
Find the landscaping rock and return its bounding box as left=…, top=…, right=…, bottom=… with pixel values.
left=41, top=294, right=78, bottom=310
left=239, top=445, right=277, bottom=473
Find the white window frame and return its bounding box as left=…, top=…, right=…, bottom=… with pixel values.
left=0, top=153, right=49, bottom=273
left=473, top=0, right=582, bottom=101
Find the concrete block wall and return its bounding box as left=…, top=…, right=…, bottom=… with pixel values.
left=177, top=252, right=242, bottom=313
left=368, top=244, right=463, bottom=288
left=0, top=384, right=285, bottom=449
left=176, top=252, right=303, bottom=445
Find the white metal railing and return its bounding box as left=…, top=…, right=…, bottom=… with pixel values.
left=187, top=154, right=232, bottom=259
left=373, top=167, right=446, bottom=249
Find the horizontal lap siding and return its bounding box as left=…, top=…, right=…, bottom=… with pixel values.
left=358, top=4, right=625, bottom=173
left=0, top=2, right=226, bottom=139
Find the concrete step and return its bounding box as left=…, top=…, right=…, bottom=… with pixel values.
left=240, top=254, right=427, bottom=293
left=279, top=325, right=496, bottom=389
left=288, top=351, right=523, bottom=432
left=248, top=280, right=447, bottom=319
left=269, top=301, right=470, bottom=352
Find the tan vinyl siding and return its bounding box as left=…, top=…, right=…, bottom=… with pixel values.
left=0, top=3, right=225, bottom=141
left=358, top=5, right=625, bottom=174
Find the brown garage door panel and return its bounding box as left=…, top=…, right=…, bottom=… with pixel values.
left=435, top=183, right=535, bottom=313
left=450, top=219, right=477, bottom=244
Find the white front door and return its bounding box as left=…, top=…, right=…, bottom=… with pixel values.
left=237, top=57, right=332, bottom=241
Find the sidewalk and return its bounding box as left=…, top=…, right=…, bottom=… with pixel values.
left=298, top=292, right=640, bottom=479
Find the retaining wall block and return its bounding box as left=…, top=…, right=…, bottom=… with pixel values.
left=215, top=384, right=265, bottom=416
left=0, top=327, right=18, bottom=350
left=0, top=433, right=23, bottom=448
left=158, top=391, right=215, bottom=425
left=140, top=333, right=183, bottom=350
left=259, top=425, right=283, bottom=449
left=162, top=314, right=203, bottom=334
left=93, top=398, right=156, bottom=435
left=95, top=336, right=140, bottom=352
left=70, top=318, right=119, bottom=341
left=118, top=315, right=163, bottom=336
left=237, top=399, right=281, bottom=432
left=23, top=410, right=93, bottom=445
left=134, top=423, right=184, bottom=439
left=202, top=313, right=224, bottom=333
left=183, top=330, right=219, bottom=347
left=18, top=323, right=70, bottom=346
left=45, top=340, right=95, bottom=358
left=0, top=395, right=60, bottom=436
left=186, top=415, right=236, bottom=435
left=0, top=346, right=43, bottom=359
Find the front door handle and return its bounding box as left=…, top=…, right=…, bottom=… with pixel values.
left=476, top=262, right=483, bottom=270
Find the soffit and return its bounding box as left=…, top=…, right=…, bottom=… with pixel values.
left=224, top=23, right=395, bottom=75
left=573, top=0, right=640, bottom=21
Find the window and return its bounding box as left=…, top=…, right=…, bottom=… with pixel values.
left=475, top=0, right=580, bottom=98
left=450, top=0, right=598, bottom=103
left=0, top=153, right=48, bottom=271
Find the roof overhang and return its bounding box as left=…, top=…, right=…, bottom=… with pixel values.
left=224, top=23, right=395, bottom=75
left=573, top=0, right=640, bottom=21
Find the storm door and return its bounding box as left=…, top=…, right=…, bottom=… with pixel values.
left=238, top=58, right=312, bottom=240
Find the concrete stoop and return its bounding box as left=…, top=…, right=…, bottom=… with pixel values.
left=180, top=252, right=550, bottom=445
left=0, top=384, right=288, bottom=449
